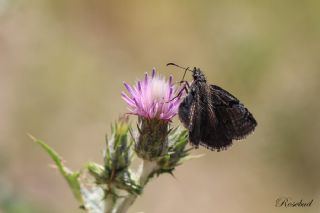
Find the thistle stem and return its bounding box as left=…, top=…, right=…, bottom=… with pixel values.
left=139, top=160, right=158, bottom=184
left=115, top=160, right=158, bottom=213
left=104, top=195, right=115, bottom=213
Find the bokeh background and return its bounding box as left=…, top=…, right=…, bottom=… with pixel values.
left=1, top=0, right=320, bottom=212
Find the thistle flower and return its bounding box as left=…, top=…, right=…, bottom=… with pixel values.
left=122, top=68, right=184, bottom=160
left=121, top=68, right=182, bottom=121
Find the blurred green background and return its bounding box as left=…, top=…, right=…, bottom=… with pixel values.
left=1, top=0, right=320, bottom=212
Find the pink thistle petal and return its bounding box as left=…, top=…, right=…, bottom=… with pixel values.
left=169, top=75, right=173, bottom=85
left=144, top=72, right=148, bottom=86
left=123, top=82, right=135, bottom=95
left=121, top=92, right=136, bottom=107
left=132, top=98, right=142, bottom=110
left=168, top=87, right=173, bottom=99
left=152, top=68, right=156, bottom=78
left=122, top=68, right=185, bottom=120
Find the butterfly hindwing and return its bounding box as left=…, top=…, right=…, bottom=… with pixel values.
left=210, top=85, right=257, bottom=140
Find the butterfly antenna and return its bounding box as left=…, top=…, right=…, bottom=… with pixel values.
left=166, top=63, right=192, bottom=82
left=166, top=63, right=192, bottom=71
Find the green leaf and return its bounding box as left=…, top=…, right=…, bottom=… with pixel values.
left=29, top=134, right=83, bottom=204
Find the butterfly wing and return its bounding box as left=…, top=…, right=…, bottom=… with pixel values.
left=178, top=85, right=202, bottom=147
left=211, top=85, right=257, bottom=139
left=188, top=98, right=202, bottom=147
left=199, top=85, right=257, bottom=150
left=179, top=83, right=257, bottom=151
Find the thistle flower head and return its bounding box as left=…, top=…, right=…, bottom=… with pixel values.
left=122, top=69, right=182, bottom=121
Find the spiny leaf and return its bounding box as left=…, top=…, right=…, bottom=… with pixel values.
left=179, top=154, right=205, bottom=163
left=29, top=134, right=83, bottom=203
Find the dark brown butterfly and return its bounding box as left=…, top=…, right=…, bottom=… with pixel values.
left=167, top=63, right=257, bottom=151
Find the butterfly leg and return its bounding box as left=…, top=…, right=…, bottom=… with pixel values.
left=168, top=82, right=189, bottom=102
left=179, top=80, right=190, bottom=88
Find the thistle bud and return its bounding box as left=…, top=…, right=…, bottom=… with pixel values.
left=104, top=116, right=132, bottom=173
left=135, top=118, right=169, bottom=160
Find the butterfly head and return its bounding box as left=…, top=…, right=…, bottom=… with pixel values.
left=166, top=63, right=207, bottom=82
left=192, top=67, right=206, bottom=82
